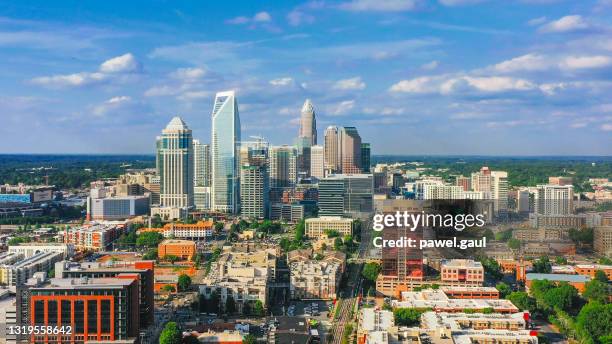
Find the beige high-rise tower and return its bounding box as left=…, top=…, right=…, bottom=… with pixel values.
left=298, top=99, right=317, bottom=146
left=324, top=126, right=339, bottom=173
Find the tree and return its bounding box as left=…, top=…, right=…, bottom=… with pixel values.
left=253, top=300, right=265, bottom=317
left=214, top=222, right=224, bottom=233
left=555, top=257, right=568, bottom=265
left=142, top=249, right=157, bottom=260
left=506, top=292, right=537, bottom=313
left=583, top=280, right=610, bottom=304
left=178, top=274, right=192, bottom=291
left=151, top=214, right=163, bottom=228
left=225, top=296, right=236, bottom=314
left=480, top=258, right=503, bottom=281
left=136, top=232, right=163, bottom=248
left=394, top=308, right=426, bottom=326
left=483, top=228, right=494, bottom=241
left=243, top=334, right=257, bottom=344
left=542, top=283, right=579, bottom=312
left=495, top=229, right=513, bottom=242
left=594, top=270, right=609, bottom=283
left=496, top=282, right=511, bottom=298
left=533, top=256, right=552, bottom=273
left=164, top=255, right=179, bottom=263
left=325, top=229, right=340, bottom=238
left=568, top=227, right=593, bottom=245
left=8, top=237, right=28, bottom=245
left=162, top=285, right=176, bottom=293
left=576, top=302, right=612, bottom=344
left=159, top=322, right=182, bottom=344
left=295, top=219, right=305, bottom=242
left=508, top=238, right=521, bottom=250
left=362, top=263, right=381, bottom=282
left=333, top=237, right=343, bottom=251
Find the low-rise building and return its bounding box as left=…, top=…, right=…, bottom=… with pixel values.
left=305, top=216, right=354, bottom=238
left=440, top=259, right=484, bottom=286
left=440, top=286, right=500, bottom=299
left=87, top=195, right=150, bottom=221
left=391, top=289, right=518, bottom=313
left=8, top=242, right=74, bottom=259
left=0, top=251, right=63, bottom=286
left=573, top=264, right=612, bottom=281
left=63, top=222, right=128, bottom=251
left=290, top=259, right=342, bottom=300
left=158, top=239, right=196, bottom=261
left=138, top=220, right=214, bottom=240
left=594, top=226, right=612, bottom=257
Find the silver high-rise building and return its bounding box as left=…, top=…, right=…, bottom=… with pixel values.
left=156, top=116, right=194, bottom=208
left=211, top=90, right=241, bottom=213
left=269, top=145, right=297, bottom=188
left=298, top=99, right=317, bottom=146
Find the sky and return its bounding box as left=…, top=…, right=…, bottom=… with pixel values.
left=1, top=0, right=611, bottom=155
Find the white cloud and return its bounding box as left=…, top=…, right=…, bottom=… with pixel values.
left=601, top=123, right=612, bottom=131
left=390, top=75, right=536, bottom=94
left=177, top=90, right=211, bottom=101
left=99, top=53, right=140, bottom=73
left=539, top=82, right=567, bottom=95
left=539, top=15, right=588, bottom=33
left=31, top=72, right=107, bottom=87
left=269, top=77, right=294, bottom=86
left=338, top=0, right=421, bottom=12
left=560, top=55, right=612, bottom=70
left=363, top=107, right=405, bottom=115
left=389, top=77, right=436, bottom=93
left=93, top=95, right=132, bottom=116
left=227, top=11, right=272, bottom=24
left=329, top=100, right=355, bottom=115
left=333, top=77, right=366, bottom=90
left=107, top=96, right=131, bottom=104
left=439, top=0, right=485, bottom=6
left=421, top=60, right=439, bottom=70
left=170, top=67, right=206, bottom=81
left=462, top=76, right=535, bottom=92
left=144, top=85, right=183, bottom=97
left=31, top=53, right=140, bottom=88
left=493, top=54, right=550, bottom=72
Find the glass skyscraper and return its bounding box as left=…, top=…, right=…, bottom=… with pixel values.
left=211, top=90, right=241, bottom=213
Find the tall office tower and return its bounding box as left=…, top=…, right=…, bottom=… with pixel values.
left=240, top=165, right=269, bottom=219
left=318, top=174, right=373, bottom=217
left=324, top=126, right=340, bottom=173
left=156, top=116, right=194, bottom=208
left=269, top=145, right=297, bottom=188
left=455, top=175, right=471, bottom=191
left=361, top=143, right=371, bottom=173
left=193, top=139, right=211, bottom=187
left=298, top=99, right=317, bottom=146
left=16, top=277, right=141, bottom=344
left=211, top=90, right=241, bottom=213
left=310, top=145, right=325, bottom=180
left=240, top=138, right=270, bottom=219
left=491, top=171, right=509, bottom=216
left=535, top=184, right=574, bottom=215
left=339, top=126, right=362, bottom=174
left=471, top=167, right=508, bottom=216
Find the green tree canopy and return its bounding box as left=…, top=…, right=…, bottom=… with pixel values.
left=576, top=302, right=612, bottom=344
left=178, top=274, right=192, bottom=291
left=362, top=262, right=382, bottom=282
left=542, top=283, right=579, bottom=312
left=136, top=231, right=164, bottom=247
left=243, top=334, right=257, bottom=344
left=506, top=292, right=537, bottom=313
left=583, top=280, right=610, bottom=304
left=159, top=322, right=182, bottom=344
left=533, top=256, right=552, bottom=273
left=393, top=308, right=427, bottom=326
left=496, top=282, right=512, bottom=298
left=253, top=300, right=265, bottom=317
left=594, top=270, right=609, bottom=283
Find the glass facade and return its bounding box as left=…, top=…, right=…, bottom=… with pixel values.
left=211, top=91, right=241, bottom=213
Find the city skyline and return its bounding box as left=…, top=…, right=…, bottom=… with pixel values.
left=1, top=1, right=612, bottom=155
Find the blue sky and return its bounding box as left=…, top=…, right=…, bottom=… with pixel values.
left=1, top=0, right=611, bottom=155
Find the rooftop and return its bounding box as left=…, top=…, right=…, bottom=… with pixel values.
left=526, top=273, right=591, bottom=283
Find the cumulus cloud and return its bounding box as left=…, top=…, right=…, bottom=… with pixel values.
left=328, top=100, right=355, bottom=115
left=559, top=55, right=612, bottom=70
left=93, top=95, right=132, bottom=116
left=269, top=77, right=294, bottom=86
left=226, top=11, right=272, bottom=24
left=539, top=15, right=589, bottom=33
left=99, top=53, right=140, bottom=73
left=421, top=60, right=439, bottom=70
left=170, top=67, right=206, bottom=81
left=333, top=77, right=366, bottom=90
left=338, top=0, right=421, bottom=12
left=493, top=54, right=550, bottom=72
left=390, top=75, right=536, bottom=94
left=31, top=53, right=141, bottom=88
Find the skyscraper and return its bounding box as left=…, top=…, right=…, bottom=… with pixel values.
left=211, top=90, right=241, bottom=213
left=193, top=139, right=211, bottom=187
left=324, top=126, right=339, bottom=173
left=240, top=138, right=269, bottom=219
left=470, top=167, right=508, bottom=216
left=318, top=174, right=373, bottom=217
left=535, top=184, right=574, bottom=215
left=156, top=116, right=194, bottom=208
left=339, top=126, right=362, bottom=174
left=269, top=145, right=297, bottom=188
left=298, top=99, right=317, bottom=146
left=310, top=145, right=325, bottom=180
left=361, top=142, right=371, bottom=173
